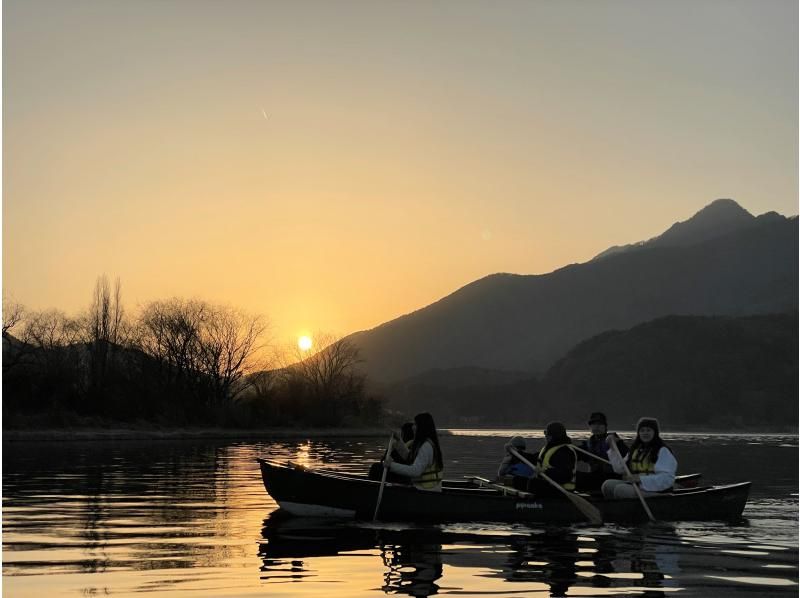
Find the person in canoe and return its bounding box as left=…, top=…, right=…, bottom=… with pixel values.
left=525, top=422, right=578, bottom=496
left=368, top=421, right=415, bottom=481
left=601, top=417, right=677, bottom=499
left=576, top=411, right=629, bottom=490
left=496, top=435, right=536, bottom=488
left=384, top=412, right=445, bottom=492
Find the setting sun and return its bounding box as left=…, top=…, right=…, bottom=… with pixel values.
left=298, top=335, right=313, bottom=351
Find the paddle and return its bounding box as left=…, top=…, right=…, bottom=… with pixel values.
left=373, top=433, right=394, bottom=521
left=608, top=439, right=656, bottom=522
left=465, top=475, right=533, bottom=498
left=574, top=445, right=611, bottom=465
left=509, top=447, right=603, bottom=525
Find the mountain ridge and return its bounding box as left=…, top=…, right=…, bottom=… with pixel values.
left=348, top=200, right=797, bottom=384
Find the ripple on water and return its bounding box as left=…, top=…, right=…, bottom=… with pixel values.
left=2, top=434, right=798, bottom=597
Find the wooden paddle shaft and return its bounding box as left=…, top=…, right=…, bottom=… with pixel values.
left=573, top=445, right=611, bottom=465
left=509, top=447, right=603, bottom=525
left=373, top=434, right=394, bottom=521
left=608, top=438, right=656, bottom=522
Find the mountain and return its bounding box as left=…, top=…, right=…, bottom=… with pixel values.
left=380, top=366, right=533, bottom=424
left=592, top=198, right=756, bottom=260
left=348, top=200, right=798, bottom=384
left=381, top=313, right=797, bottom=429
left=538, top=313, right=798, bottom=429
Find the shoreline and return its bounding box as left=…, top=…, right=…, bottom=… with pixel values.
left=2, top=425, right=795, bottom=442
left=2, top=427, right=393, bottom=442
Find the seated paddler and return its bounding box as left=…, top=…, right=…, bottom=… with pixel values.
left=384, top=412, right=444, bottom=492
left=497, top=435, right=536, bottom=489
left=368, top=421, right=414, bottom=481
left=576, top=411, right=628, bottom=491
left=601, top=417, right=677, bottom=499
left=526, top=422, right=577, bottom=497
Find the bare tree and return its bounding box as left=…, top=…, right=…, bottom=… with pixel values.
left=87, top=275, right=124, bottom=345
left=2, top=296, right=34, bottom=374
left=135, top=298, right=206, bottom=397
left=281, top=333, right=367, bottom=424
left=23, top=309, right=83, bottom=396
left=27, top=309, right=81, bottom=350
left=135, top=299, right=267, bottom=407
left=196, top=304, right=267, bottom=405
left=79, top=275, right=128, bottom=406
left=2, top=296, right=26, bottom=337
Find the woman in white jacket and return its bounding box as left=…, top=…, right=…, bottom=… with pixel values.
left=384, top=412, right=444, bottom=492
left=602, top=417, right=677, bottom=499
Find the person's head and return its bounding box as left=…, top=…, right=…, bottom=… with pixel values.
left=413, top=412, right=437, bottom=441
left=588, top=412, right=608, bottom=436
left=400, top=422, right=415, bottom=443
left=413, top=412, right=443, bottom=469
left=505, top=435, right=526, bottom=453
left=630, top=416, right=668, bottom=459
left=544, top=421, right=568, bottom=445
left=636, top=417, right=660, bottom=444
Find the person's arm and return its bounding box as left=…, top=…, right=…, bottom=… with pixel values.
left=389, top=442, right=434, bottom=478
left=543, top=446, right=576, bottom=485
left=606, top=438, right=628, bottom=475
left=639, top=447, right=677, bottom=492
left=615, top=437, right=629, bottom=459
left=576, top=440, right=590, bottom=463
left=392, top=436, right=410, bottom=460
left=497, top=455, right=514, bottom=477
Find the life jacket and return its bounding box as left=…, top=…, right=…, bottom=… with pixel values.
left=537, top=443, right=576, bottom=491
left=628, top=446, right=656, bottom=474
left=584, top=435, right=610, bottom=459
left=411, top=441, right=443, bottom=489
left=508, top=460, right=535, bottom=477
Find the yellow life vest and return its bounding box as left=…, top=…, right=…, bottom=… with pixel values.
left=411, top=441, right=443, bottom=489
left=629, top=447, right=656, bottom=474
left=537, top=443, right=576, bottom=491
left=412, top=462, right=443, bottom=489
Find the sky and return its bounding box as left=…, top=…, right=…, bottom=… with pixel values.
left=3, top=0, right=798, bottom=347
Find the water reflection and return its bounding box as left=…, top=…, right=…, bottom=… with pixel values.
left=258, top=515, right=693, bottom=597
left=3, top=435, right=798, bottom=597
left=381, top=540, right=443, bottom=597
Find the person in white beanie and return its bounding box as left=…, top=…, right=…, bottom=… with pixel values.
left=601, top=417, right=677, bottom=499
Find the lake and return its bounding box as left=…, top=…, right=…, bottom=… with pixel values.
left=3, top=430, right=798, bottom=597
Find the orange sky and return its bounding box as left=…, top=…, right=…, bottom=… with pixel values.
left=3, top=0, right=798, bottom=346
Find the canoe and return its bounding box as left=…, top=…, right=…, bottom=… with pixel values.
left=257, top=459, right=749, bottom=524
left=576, top=471, right=701, bottom=492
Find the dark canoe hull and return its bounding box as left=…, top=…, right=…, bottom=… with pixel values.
left=258, top=459, right=749, bottom=524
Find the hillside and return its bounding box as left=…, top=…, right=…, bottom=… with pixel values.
left=349, top=200, right=798, bottom=384
left=383, top=313, right=797, bottom=430
left=538, top=313, right=798, bottom=429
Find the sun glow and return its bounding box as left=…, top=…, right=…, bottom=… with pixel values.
left=298, top=335, right=313, bottom=351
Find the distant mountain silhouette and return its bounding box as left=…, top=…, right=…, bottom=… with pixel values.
left=388, top=366, right=531, bottom=390
left=537, top=313, right=798, bottom=429
left=349, top=200, right=798, bottom=384
left=382, top=313, right=797, bottom=430
left=592, top=198, right=756, bottom=260
left=379, top=366, right=533, bottom=424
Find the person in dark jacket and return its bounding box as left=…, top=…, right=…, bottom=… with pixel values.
left=576, top=412, right=628, bottom=491
left=525, top=422, right=577, bottom=497
left=497, top=435, right=536, bottom=487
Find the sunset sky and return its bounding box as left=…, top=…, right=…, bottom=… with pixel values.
left=4, top=0, right=797, bottom=347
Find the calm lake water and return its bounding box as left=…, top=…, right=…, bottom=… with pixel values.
left=3, top=430, right=798, bottom=597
